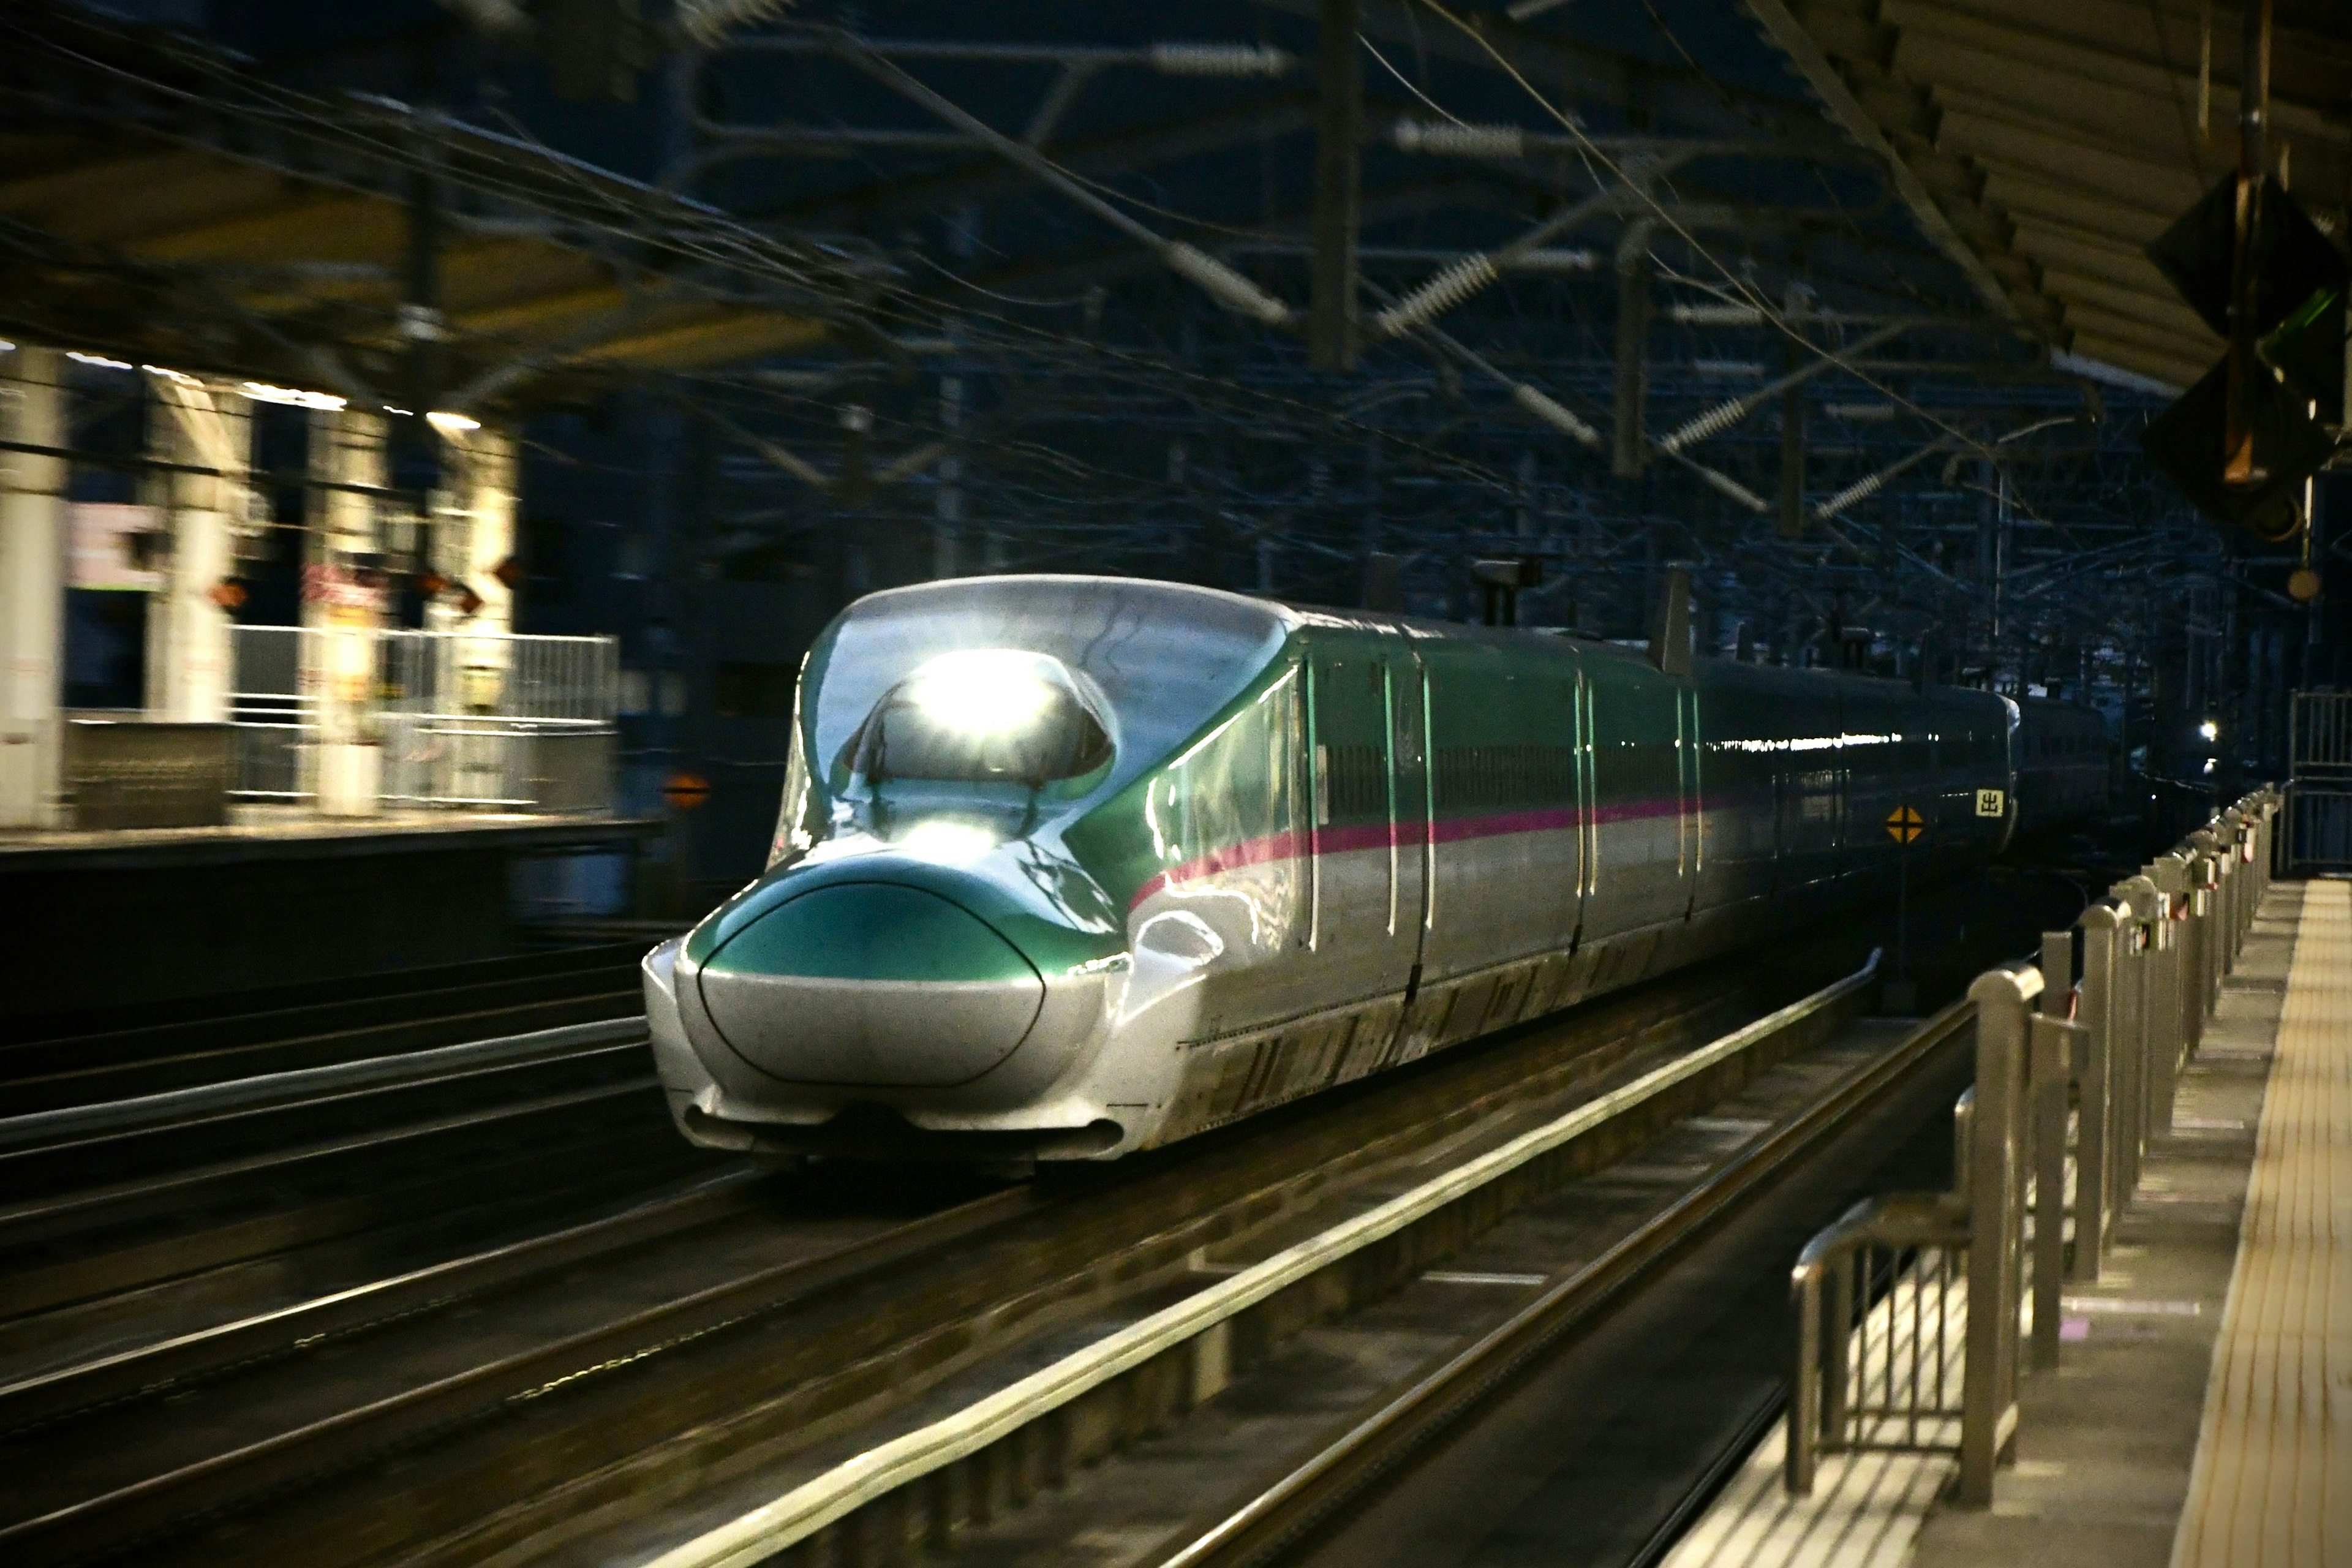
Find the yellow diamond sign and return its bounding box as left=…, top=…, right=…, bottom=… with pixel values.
left=1886, top=805, right=1924, bottom=845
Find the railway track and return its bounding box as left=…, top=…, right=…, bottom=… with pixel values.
left=0, top=1011, right=720, bottom=1396
left=0, top=941, right=1835, bottom=1568
left=0, top=941, right=655, bottom=1119
left=621, top=956, right=1980, bottom=1568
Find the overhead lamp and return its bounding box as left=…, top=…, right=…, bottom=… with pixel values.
left=2198, top=719, right=2220, bottom=742
left=67, top=350, right=134, bottom=371
left=427, top=410, right=481, bottom=434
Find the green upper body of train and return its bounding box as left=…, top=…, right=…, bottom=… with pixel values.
left=644, top=575, right=2024, bottom=1163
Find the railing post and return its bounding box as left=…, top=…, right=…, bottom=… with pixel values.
left=1961, top=965, right=2035, bottom=1506
left=1823, top=1246, right=1853, bottom=1447
left=2030, top=934, right=2076, bottom=1370
left=1789, top=1262, right=1822, bottom=1495
left=2190, top=847, right=2222, bottom=1035
left=2114, top=878, right=2158, bottom=1200
left=2149, top=855, right=2188, bottom=1134
left=2073, top=905, right=2121, bottom=1278
left=2218, top=812, right=2244, bottom=972
left=2177, top=839, right=2212, bottom=1050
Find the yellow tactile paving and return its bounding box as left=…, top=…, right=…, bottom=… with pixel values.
left=2172, top=881, right=2350, bottom=1568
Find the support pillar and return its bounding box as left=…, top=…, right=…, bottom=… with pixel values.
left=428, top=426, right=516, bottom=810
left=1611, top=224, right=1654, bottom=478
left=1307, top=0, right=1362, bottom=372
left=144, top=375, right=249, bottom=722
left=428, top=425, right=517, bottom=638
left=1777, top=380, right=1807, bottom=539
left=304, top=407, right=387, bottom=816
left=0, top=345, right=65, bottom=827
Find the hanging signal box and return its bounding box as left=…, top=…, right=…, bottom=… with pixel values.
left=2141, top=174, right=2348, bottom=539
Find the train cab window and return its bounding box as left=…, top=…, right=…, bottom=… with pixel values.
left=846, top=650, right=1112, bottom=788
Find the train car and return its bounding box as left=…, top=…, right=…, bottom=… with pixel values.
left=643, top=575, right=2017, bottom=1166
left=2010, top=697, right=2110, bottom=837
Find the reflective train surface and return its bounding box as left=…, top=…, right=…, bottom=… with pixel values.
left=645, top=576, right=2095, bottom=1164
left=2010, top=696, right=2112, bottom=837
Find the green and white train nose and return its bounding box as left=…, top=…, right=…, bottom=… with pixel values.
left=692, top=878, right=1046, bottom=1087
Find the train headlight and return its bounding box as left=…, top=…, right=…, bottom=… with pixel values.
left=896, top=818, right=999, bottom=864
left=908, top=650, right=1059, bottom=736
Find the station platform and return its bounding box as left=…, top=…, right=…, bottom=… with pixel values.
left=0, top=809, right=660, bottom=1019
left=1663, top=879, right=2344, bottom=1568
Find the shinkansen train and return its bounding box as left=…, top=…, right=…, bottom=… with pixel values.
left=644, top=575, right=2086, bottom=1165
left=2010, top=696, right=2111, bottom=836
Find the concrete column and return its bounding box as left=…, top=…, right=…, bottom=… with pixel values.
left=0, top=345, right=66, bottom=827
left=144, top=374, right=249, bottom=722
left=304, top=407, right=387, bottom=815
left=426, top=424, right=517, bottom=810
left=427, top=424, right=517, bottom=638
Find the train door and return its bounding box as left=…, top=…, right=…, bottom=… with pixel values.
left=1574, top=665, right=1597, bottom=943
left=1308, top=647, right=1417, bottom=1003
left=1581, top=654, right=1688, bottom=938
left=1677, top=684, right=1702, bottom=919
left=1384, top=647, right=1432, bottom=990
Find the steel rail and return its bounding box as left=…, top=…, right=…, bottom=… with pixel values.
left=0, top=1167, right=765, bottom=1434
left=0, top=949, right=1830, bottom=1568
left=0, top=1063, right=655, bottom=1235
left=0, top=941, right=648, bottom=1052
left=0, top=1019, right=647, bottom=1153
left=641, top=956, right=1885, bottom=1568
left=0, top=946, right=650, bottom=1118
left=1150, top=994, right=1976, bottom=1568
left=0, top=1187, right=1044, bottom=1564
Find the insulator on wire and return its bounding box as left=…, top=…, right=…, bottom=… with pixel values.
left=1392, top=119, right=1529, bottom=159
left=1373, top=253, right=1499, bottom=337
left=1512, top=384, right=1601, bottom=448
left=1697, top=467, right=1770, bottom=512
left=1149, top=43, right=1294, bottom=77
left=1510, top=248, right=1600, bottom=273
left=1163, top=243, right=1294, bottom=326
left=1657, top=395, right=1760, bottom=454
left=1816, top=472, right=1887, bottom=518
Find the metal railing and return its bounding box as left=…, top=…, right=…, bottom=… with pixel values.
left=2283, top=692, right=2352, bottom=872
left=227, top=625, right=619, bottom=812
left=1788, top=786, right=2278, bottom=1502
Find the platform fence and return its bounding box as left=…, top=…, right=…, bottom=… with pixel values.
left=2283, top=693, right=2352, bottom=873
left=1787, top=787, right=2276, bottom=1504
left=227, top=625, right=619, bottom=812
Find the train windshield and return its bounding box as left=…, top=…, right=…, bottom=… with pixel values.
left=850, top=650, right=1112, bottom=788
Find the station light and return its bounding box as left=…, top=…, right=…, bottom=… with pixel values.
left=2199, top=720, right=2220, bottom=742
left=427, top=410, right=482, bottom=434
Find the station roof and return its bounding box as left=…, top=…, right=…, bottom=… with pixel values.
left=1746, top=0, right=2352, bottom=391
left=0, top=6, right=883, bottom=409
